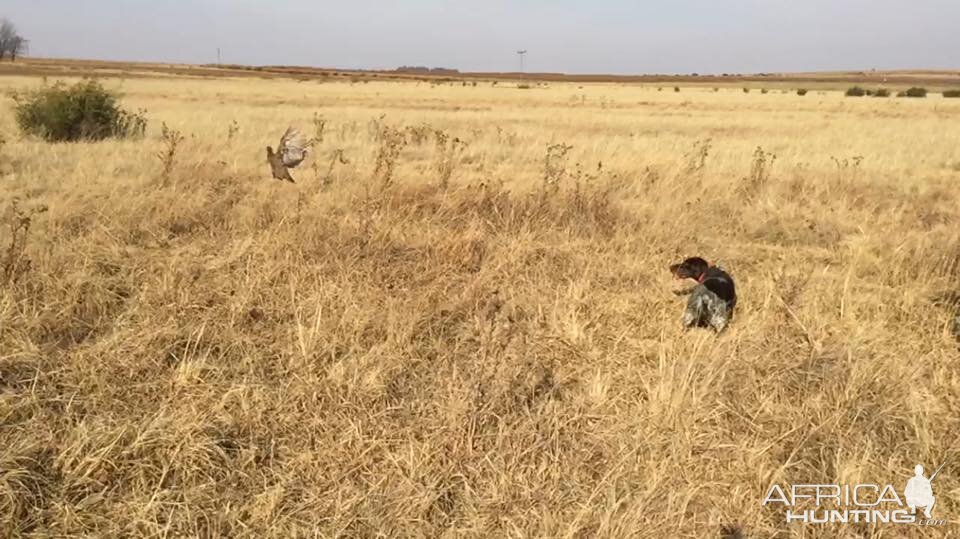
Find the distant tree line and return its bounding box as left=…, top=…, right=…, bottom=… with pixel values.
left=395, top=66, right=460, bottom=75
left=0, top=18, right=28, bottom=61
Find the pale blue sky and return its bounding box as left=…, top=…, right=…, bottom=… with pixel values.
left=4, top=1, right=958, bottom=74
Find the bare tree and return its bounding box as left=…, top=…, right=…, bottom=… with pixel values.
left=0, top=19, right=14, bottom=60
left=9, top=35, right=26, bottom=61
left=0, top=19, right=26, bottom=61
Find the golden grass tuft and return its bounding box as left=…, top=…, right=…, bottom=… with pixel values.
left=0, top=74, right=959, bottom=537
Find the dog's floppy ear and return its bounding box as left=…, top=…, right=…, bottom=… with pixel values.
left=669, top=263, right=681, bottom=274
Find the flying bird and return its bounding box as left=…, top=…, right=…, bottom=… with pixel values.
left=266, top=127, right=310, bottom=183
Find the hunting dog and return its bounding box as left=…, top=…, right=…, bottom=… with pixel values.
left=670, top=256, right=737, bottom=332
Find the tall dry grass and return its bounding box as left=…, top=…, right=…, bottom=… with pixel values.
left=0, top=74, right=959, bottom=537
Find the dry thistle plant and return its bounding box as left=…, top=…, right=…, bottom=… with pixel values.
left=311, top=113, right=327, bottom=146
left=296, top=191, right=306, bottom=224
left=683, top=138, right=713, bottom=176
left=495, top=126, right=518, bottom=146
left=405, top=123, right=433, bottom=145
left=308, top=116, right=327, bottom=182
left=367, top=113, right=387, bottom=140
left=433, top=129, right=468, bottom=189
left=322, top=149, right=349, bottom=186
left=373, top=124, right=408, bottom=188
left=542, top=143, right=574, bottom=194
left=830, top=154, right=865, bottom=184
left=571, top=160, right=604, bottom=207
left=740, top=146, right=777, bottom=198
left=338, top=120, right=360, bottom=142
left=226, top=120, right=240, bottom=143
left=3, top=200, right=48, bottom=287
left=157, top=122, right=185, bottom=185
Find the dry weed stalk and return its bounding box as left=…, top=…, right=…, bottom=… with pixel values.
left=405, top=123, right=433, bottom=145
left=830, top=155, right=865, bottom=183
left=373, top=124, right=408, bottom=187
left=311, top=113, right=327, bottom=146
left=226, top=120, right=240, bottom=143
left=367, top=113, right=387, bottom=140
left=3, top=200, right=48, bottom=287
left=296, top=192, right=306, bottom=224
left=322, top=149, right=349, bottom=185
left=157, top=123, right=184, bottom=185
left=434, top=129, right=468, bottom=188
left=740, top=146, right=777, bottom=198
left=495, top=126, right=518, bottom=146
left=338, top=120, right=359, bottom=142
left=542, top=143, right=574, bottom=194
left=571, top=161, right=604, bottom=209
left=683, top=138, right=712, bottom=175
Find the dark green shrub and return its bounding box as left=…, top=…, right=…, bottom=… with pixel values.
left=943, top=90, right=960, bottom=98
left=674, top=86, right=680, bottom=92
left=873, top=88, right=890, bottom=97
left=845, top=86, right=867, bottom=97
left=743, top=88, right=750, bottom=93
left=13, top=80, right=147, bottom=142
left=797, top=89, right=808, bottom=96
left=761, top=88, right=769, bottom=94
left=898, top=87, right=927, bottom=98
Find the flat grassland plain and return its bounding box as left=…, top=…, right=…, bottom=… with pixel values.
left=1, top=65, right=960, bottom=537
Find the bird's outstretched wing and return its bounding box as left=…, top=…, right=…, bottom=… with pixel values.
left=278, top=127, right=310, bottom=168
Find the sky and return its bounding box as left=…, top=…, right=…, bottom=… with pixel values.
left=4, top=1, right=959, bottom=74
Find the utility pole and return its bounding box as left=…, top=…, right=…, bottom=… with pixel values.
left=217, top=48, right=221, bottom=66
left=517, top=50, right=527, bottom=73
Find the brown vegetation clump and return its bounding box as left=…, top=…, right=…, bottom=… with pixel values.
left=0, top=73, right=958, bottom=537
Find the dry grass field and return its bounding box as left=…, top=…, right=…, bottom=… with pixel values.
left=1, top=69, right=960, bottom=537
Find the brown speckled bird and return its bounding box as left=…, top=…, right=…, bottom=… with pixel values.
left=266, top=127, right=310, bottom=183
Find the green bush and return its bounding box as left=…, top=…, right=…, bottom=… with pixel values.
left=13, top=80, right=147, bottom=142
left=898, top=87, right=928, bottom=98
left=797, top=89, right=808, bottom=96
left=845, top=86, right=867, bottom=97
left=743, top=88, right=750, bottom=93
left=761, top=88, right=769, bottom=94
left=674, top=86, right=680, bottom=92
left=873, top=88, right=890, bottom=97
left=943, top=90, right=960, bottom=98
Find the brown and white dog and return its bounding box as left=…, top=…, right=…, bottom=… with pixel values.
left=669, top=257, right=737, bottom=332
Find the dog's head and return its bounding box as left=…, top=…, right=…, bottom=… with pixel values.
left=669, top=256, right=710, bottom=281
